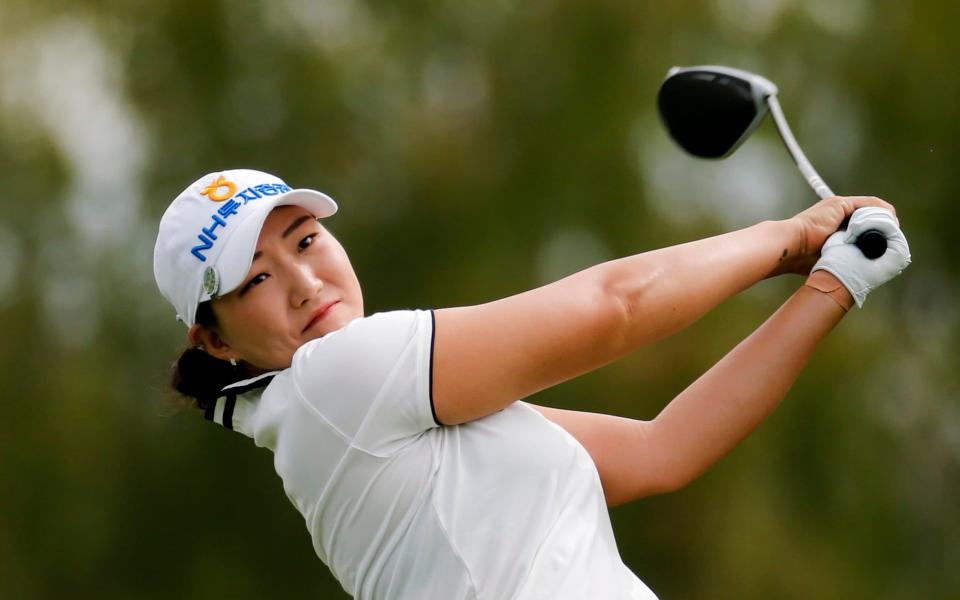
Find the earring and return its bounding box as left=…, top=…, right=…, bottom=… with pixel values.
left=229, top=358, right=238, bottom=367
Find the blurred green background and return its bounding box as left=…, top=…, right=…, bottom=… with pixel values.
left=1, top=0, right=957, bottom=598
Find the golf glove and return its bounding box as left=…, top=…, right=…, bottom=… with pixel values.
left=811, top=207, right=911, bottom=308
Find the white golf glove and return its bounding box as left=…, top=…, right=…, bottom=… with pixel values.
left=811, top=207, right=911, bottom=308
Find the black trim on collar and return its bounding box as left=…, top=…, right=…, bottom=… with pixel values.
left=222, top=395, right=237, bottom=430
left=203, top=373, right=277, bottom=429
left=204, top=398, right=217, bottom=422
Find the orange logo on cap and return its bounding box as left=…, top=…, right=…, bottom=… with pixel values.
left=201, top=176, right=237, bottom=202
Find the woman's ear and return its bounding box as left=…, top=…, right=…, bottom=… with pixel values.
left=188, top=323, right=237, bottom=363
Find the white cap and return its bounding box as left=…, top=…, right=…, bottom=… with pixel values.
left=153, top=168, right=338, bottom=327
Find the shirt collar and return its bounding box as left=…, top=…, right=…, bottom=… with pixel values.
left=204, top=371, right=279, bottom=438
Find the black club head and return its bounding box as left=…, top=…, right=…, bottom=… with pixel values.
left=658, top=66, right=775, bottom=159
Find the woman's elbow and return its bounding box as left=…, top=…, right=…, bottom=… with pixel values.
left=590, top=260, right=658, bottom=355
left=610, top=421, right=691, bottom=504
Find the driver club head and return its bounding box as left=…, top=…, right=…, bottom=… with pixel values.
left=657, top=65, right=779, bottom=159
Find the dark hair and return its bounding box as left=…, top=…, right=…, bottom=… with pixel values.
left=170, top=302, right=248, bottom=411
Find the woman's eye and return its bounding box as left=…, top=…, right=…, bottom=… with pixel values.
left=240, top=273, right=269, bottom=295
left=298, top=234, right=317, bottom=252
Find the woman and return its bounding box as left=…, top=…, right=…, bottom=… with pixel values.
left=154, top=168, right=910, bottom=599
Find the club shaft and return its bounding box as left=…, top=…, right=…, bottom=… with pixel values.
left=766, top=95, right=834, bottom=199
left=766, top=93, right=886, bottom=259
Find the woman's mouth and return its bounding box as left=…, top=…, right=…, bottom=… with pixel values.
left=303, top=300, right=340, bottom=333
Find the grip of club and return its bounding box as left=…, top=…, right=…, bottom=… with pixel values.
left=838, top=216, right=888, bottom=259
left=855, top=230, right=887, bottom=259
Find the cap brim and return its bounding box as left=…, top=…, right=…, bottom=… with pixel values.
left=212, top=189, right=338, bottom=299
left=279, top=188, right=338, bottom=219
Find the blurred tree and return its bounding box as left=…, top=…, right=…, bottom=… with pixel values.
left=0, top=0, right=956, bottom=597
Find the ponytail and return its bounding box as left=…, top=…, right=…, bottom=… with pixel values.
left=169, top=302, right=248, bottom=410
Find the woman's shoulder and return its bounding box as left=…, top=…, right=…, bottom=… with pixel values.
left=293, top=309, right=432, bottom=360
left=282, top=308, right=440, bottom=441
left=288, top=309, right=434, bottom=393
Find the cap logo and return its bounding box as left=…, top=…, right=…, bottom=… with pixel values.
left=203, top=265, right=220, bottom=296
left=189, top=180, right=293, bottom=262
left=201, top=176, right=238, bottom=202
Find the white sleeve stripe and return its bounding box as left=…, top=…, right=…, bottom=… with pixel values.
left=213, top=397, right=226, bottom=426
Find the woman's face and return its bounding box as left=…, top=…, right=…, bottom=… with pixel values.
left=199, top=205, right=364, bottom=371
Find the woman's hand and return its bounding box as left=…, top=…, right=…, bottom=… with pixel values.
left=810, top=208, right=911, bottom=308
left=778, top=196, right=898, bottom=276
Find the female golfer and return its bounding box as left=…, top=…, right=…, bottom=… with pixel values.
left=154, top=168, right=910, bottom=599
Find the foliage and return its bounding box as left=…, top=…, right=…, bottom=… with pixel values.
left=0, top=0, right=957, bottom=597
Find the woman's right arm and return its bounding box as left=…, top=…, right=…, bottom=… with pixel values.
left=432, top=196, right=893, bottom=425
left=528, top=271, right=853, bottom=507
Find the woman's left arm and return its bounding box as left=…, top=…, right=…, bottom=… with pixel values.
left=534, top=271, right=853, bottom=507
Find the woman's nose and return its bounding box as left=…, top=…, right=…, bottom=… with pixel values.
left=289, top=263, right=323, bottom=306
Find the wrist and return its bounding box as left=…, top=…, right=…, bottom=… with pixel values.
left=804, top=270, right=855, bottom=312
left=765, top=218, right=809, bottom=278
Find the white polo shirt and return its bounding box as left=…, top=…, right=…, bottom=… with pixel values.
left=206, top=310, right=657, bottom=600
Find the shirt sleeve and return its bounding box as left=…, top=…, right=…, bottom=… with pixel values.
left=290, top=309, right=440, bottom=455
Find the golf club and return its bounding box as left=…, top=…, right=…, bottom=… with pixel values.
left=657, top=65, right=887, bottom=260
